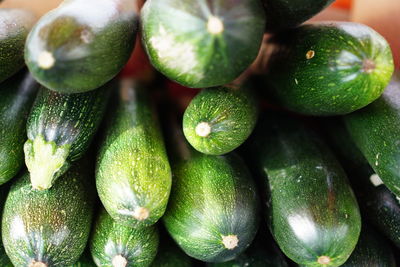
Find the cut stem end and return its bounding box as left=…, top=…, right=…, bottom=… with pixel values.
left=29, top=261, right=47, bottom=267
left=362, top=59, right=376, bottom=74
left=112, top=255, right=128, bottom=267
left=222, top=235, right=239, bottom=250
left=37, top=51, right=55, bottom=69
left=133, top=207, right=150, bottom=221
left=207, top=16, right=224, bottom=35
left=195, top=122, right=212, bottom=137
left=317, top=255, right=331, bottom=265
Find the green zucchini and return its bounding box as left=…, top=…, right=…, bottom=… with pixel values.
left=0, top=185, right=12, bottom=267
left=344, top=72, right=400, bottom=197
left=24, top=0, right=138, bottom=93
left=262, top=0, right=334, bottom=32
left=90, top=208, right=159, bottom=267
left=96, top=79, right=171, bottom=228
left=0, top=9, right=36, bottom=83
left=263, top=22, right=394, bottom=116
left=183, top=84, right=258, bottom=155
left=0, top=70, right=39, bottom=185
left=150, top=234, right=192, bottom=267
left=141, top=0, right=265, bottom=88
left=1, top=162, right=95, bottom=267
left=246, top=114, right=361, bottom=267
left=341, top=226, right=396, bottom=267
left=24, top=83, right=111, bottom=190
left=69, top=251, right=96, bottom=267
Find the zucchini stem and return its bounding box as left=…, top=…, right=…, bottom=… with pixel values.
left=37, top=51, right=55, bottom=69
left=222, top=235, right=239, bottom=250
left=207, top=16, right=224, bottom=35
left=29, top=261, right=47, bottom=267
left=112, top=255, right=128, bottom=267
left=317, top=255, right=331, bottom=265
left=195, top=122, right=212, bottom=137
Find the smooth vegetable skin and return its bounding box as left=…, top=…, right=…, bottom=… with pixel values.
left=24, top=84, right=111, bottom=190
left=262, top=0, right=334, bottom=32
left=96, top=80, right=171, bottom=228
left=0, top=185, right=12, bottom=267
left=0, top=70, right=39, bottom=185
left=25, top=0, right=138, bottom=93
left=164, top=149, right=259, bottom=262
left=90, top=209, right=159, bottom=267
left=247, top=114, right=361, bottom=267
left=263, top=22, right=394, bottom=115
left=2, top=163, right=95, bottom=267
left=183, top=85, right=258, bottom=155
left=345, top=72, right=400, bottom=198
left=141, top=0, right=265, bottom=88
left=0, top=9, right=36, bottom=83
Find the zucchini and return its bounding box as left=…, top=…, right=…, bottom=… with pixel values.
left=163, top=139, right=259, bottom=262
left=183, top=84, right=258, bottom=155
left=0, top=9, right=36, bottom=83
left=0, top=185, right=12, bottom=267
left=150, top=234, right=192, bottom=267
left=24, top=0, right=138, bottom=93
left=0, top=70, right=39, bottom=185
left=262, top=0, right=334, bottom=32
left=90, top=208, right=159, bottom=267
left=141, top=0, right=265, bottom=88
left=263, top=22, right=394, bottom=115
left=69, top=251, right=96, bottom=267
left=1, top=162, right=95, bottom=266
left=24, top=83, right=111, bottom=190
left=96, top=79, right=171, bottom=228
left=344, top=72, right=400, bottom=197
left=246, top=114, right=361, bottom=267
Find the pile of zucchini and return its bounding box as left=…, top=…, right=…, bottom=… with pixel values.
left=0, top=0, right=398, bottom=266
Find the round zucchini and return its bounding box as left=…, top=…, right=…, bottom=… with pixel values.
left=141, top=0, right=265, bottom=88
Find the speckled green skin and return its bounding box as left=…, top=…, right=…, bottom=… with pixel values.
left=183, top=85, right=258, bottom=155
left=262, top=0, right=334, bottom=32
left=90, top=209, right=159, bottom=267
left=0, top=71, right=39, bottom=185
left=345, top=72, right=400, bottom=198
left=340, top=227, right=396, bottom=267
left=263, top=22, right=394, bottom=116
left=24, top=84, right=110, bottom=189
left=0, top=9, right=36, bottom=83
left=150, top=236, right=192, bottom=267
left=163, top=151, right=259, bottom=263
left=141, top=0, right=265, bottom=88
left=1, top=164, right=95, bottom=266
left=0, top=185, right=12, bottom=267
left=25, top=0, right=138, bottom=93
left=96, top=81, right=171, bottom=228
left=247, top=115, right=361, bottom=267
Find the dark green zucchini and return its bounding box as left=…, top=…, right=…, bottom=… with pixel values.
left=24, top=83, right=111, bottom=190
left=1, top=162, right=95, bottom=267
left=90, top=208, right=159, bottom=267
left=344, top=72, right=400, bottom=197
left=141, top=0, right=265, bottom=88
left=24, top=0, right=138, bottom=93
left=150, top=234, right=192, bottom=267
left=0, top=185, right=12, bottom=267
left=183, top=84, right=258, bottom=155
left=262, top=0, right=334, bottom=32
left=246, top=114, right=361, bottom=267
left=0, top=70, right=39, bottom=185
left=96, top=79, right=171, bottom=228
left=263, top=22, right=394, bottom=115
left=68, top=251, right=96, bottom=267
left=0, top=9, right=36, bottom=83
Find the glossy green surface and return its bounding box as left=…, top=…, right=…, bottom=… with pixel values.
left=2, top=163, right=95, bottom=266
left=0, top=70, right=39, bottom=185
left=96, top=80, right=171, bottom=228
left=164, top=150, right=259, bottom=263
left=25, top=0, right=138, bottom=93
left=141, top=0, right=265, bottom=88
left=183, top=85, right=258, bottom=155
left=247, top=114, right=361, bottom=267
left=262, top=0, right=334, bottom=32
left=0, top=9, right=36, bottom=83
left=90, top=209, right=159, bottom=267
left=345, top=72, right=400, bottom=198
left=264, top=22, right=394, bottom=115
left=24, top=84, right=110, bottom=190
left=150, top=235, right=192, bottom=267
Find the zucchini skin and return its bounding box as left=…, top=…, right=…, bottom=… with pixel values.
left=345, top=72, right=400, bottom=198
left=24, top=83, right=111, bottom=190
left=90, top=208, right=159, bottom=267
left=183, top=85, right=258, bottom=155
left=0, top=9, right=36, bottom=83
left=0, top=185, right=12, bottom=267
left=69, top=252, right=96, bottom=267
left=247, top=114, right=361, bottom=267
left=96, top=80, right=171, bottom=228
left=263, top=22, right=394, bottom=115
left=0, top=70, right=39, bottom=185
left=25, top=0, right=138, bottom=93
left=262, top=0, right=334, bottom=32
left=150, top=235, right=192, bottom=267
left=1, top=163, right=95, bottom=266
left=141, top=0, right=265, bottom=88
left=163, top=151, right=259, bottom=263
